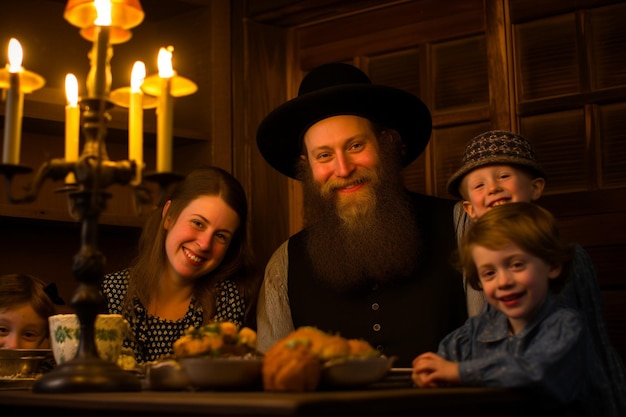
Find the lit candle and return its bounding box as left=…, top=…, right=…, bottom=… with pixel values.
left=156, top=46, right=174, bottom=173
left=87, top=0, right=112, bottom=97
left=2, top=38, right=24, bottom=165
left=64, top=73, right=80, bottom=183
left=129, top=60, right=145, bottom=184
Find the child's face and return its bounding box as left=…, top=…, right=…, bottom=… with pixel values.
left=0, top=303, right=50, bottom=349
left=461, top=164, right=545, bottom=219
left=472, top=242, right=561, bottom=334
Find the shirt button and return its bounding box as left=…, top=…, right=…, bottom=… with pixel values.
left=373, top=323, right=381, bottom=332
left=371, top=303, right=379, bottom=311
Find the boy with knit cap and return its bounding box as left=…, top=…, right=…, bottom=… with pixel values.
left=448, top=130, right=546, bottom=315
left=447, top=130, right=625, bottom=416
left=447, top=130, right=546, bottom=221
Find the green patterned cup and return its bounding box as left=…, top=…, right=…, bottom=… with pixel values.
left=48, top=314, right=128, bottom=365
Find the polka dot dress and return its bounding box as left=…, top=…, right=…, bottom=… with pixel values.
left=102, top=269, right=245, bottom=364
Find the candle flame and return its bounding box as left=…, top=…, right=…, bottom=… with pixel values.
left=94, top=0, right=112, bottom=26
left=7, top=38, right=23, bottom=73
left=131, top=61, right=146, bottom=92
left=157, top=46, right=174, bottom=78
left=65, top=73, right=79, bottom=107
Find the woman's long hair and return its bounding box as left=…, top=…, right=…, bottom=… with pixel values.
left=122, top=166, right=260, bottom=326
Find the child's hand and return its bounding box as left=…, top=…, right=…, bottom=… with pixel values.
left=411, top=352, right=460, bottom=388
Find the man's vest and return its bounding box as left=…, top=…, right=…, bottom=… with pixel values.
left=287, top=192, right=467, bottom=368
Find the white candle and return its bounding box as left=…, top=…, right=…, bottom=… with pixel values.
left=64, top=73, right=80, bottom=183
left=156, top=46, right=174, bottom=173
left=129, top=60, right=145, bottom=184
left=2, top=38, right=24, bottom=165
left=87, top=0, right=111, bottom=97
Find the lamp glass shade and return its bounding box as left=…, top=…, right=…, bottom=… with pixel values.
left=64, top=0, right=144, bottom=29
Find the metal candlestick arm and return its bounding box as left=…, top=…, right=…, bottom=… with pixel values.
left=30, top=97, right=142, bottom=393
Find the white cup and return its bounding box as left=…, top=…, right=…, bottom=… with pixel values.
left=48, top=313, right=128, bottom=365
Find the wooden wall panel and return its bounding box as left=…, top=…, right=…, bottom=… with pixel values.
left=296, top=0, right=485, bottom=69
left=597, top=101, right=626, bottom=188
left=431, top=36, right=489, bottom=112
left=519, top=109, right=589, bottom=195
left=587, top=3, right=626, bottom=90
left=514, top=14, right=581, bottom=101
left=364, top=50, right=427, bottom=194
left=431, top=123, right=492, bottom=197
left=244, top=21, right=293, bottom=268
left=366, top=50, right=422, bottom=98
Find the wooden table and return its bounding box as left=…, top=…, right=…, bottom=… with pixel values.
left=0, top=385, right=548, bottom=417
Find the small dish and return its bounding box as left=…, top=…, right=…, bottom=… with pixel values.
left=0, top=349, right=52, bottom=378
left=179, top=356, right=263, bottom=390
left=321, top=356, right=395, bottom=388
left=146, top=359, right=191, bottom=391
left=0, top=376, right=37, bottom=390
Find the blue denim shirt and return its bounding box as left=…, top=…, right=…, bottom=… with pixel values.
left=437, top=296, right=602, bottom=410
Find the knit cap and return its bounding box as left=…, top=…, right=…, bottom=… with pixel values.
left=446, top=130, right=545, bottom=199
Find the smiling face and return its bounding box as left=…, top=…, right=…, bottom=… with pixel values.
left=163, top=195, right=240, bottom=283
left=0, top=303, right=49, bottom=349
left=302, top=115, right=383, bottom=217
left=460, top=164, right=545, bottom=219
left=472, top=242, right=561, bottom=334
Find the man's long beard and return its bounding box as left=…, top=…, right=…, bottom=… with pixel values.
left=298, top=150, right=421, bottom=293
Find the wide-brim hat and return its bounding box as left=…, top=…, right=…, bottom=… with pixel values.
left=256, top=62, right=432, bottom=179
left=446, top=130, right=546, bottom=199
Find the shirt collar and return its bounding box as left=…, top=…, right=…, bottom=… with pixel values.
left=476, top=295, right=557, bottom=342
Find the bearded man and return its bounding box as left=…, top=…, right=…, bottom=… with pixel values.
left=255, top=63, right=467, bottom=367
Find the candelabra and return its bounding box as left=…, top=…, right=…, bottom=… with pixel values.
left=0, top=0, right=194, bottom=392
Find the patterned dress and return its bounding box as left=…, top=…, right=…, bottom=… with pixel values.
left=101, top=269, right=245, bottom=364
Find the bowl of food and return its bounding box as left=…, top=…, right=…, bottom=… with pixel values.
left=321, top=355, right=395, bottom=388
left=171, top=321, right=262, bottom=390
left=0, top=349, right=52, bottom=378
left=179, top=355, right=263, bottom=390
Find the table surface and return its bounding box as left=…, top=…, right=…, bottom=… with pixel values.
left=0, top=383, right=543, bottom=417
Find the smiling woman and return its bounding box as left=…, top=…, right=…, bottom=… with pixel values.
left=100, top=166, right=261, bottom=364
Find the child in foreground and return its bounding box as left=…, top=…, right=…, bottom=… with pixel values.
left=0, top=273, right=65, bottom=373
left=0, top=273, right=63, bottom=350
left=411, top=203, right=610, bottom=415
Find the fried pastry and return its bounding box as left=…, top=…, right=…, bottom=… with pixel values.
left=262, top=327, right=382, bottom=392
left=262, top=338, right=322, bottom=392
left=347, top=338, right=379, bottom=358
left=172, top=321, right=257, bottom=358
